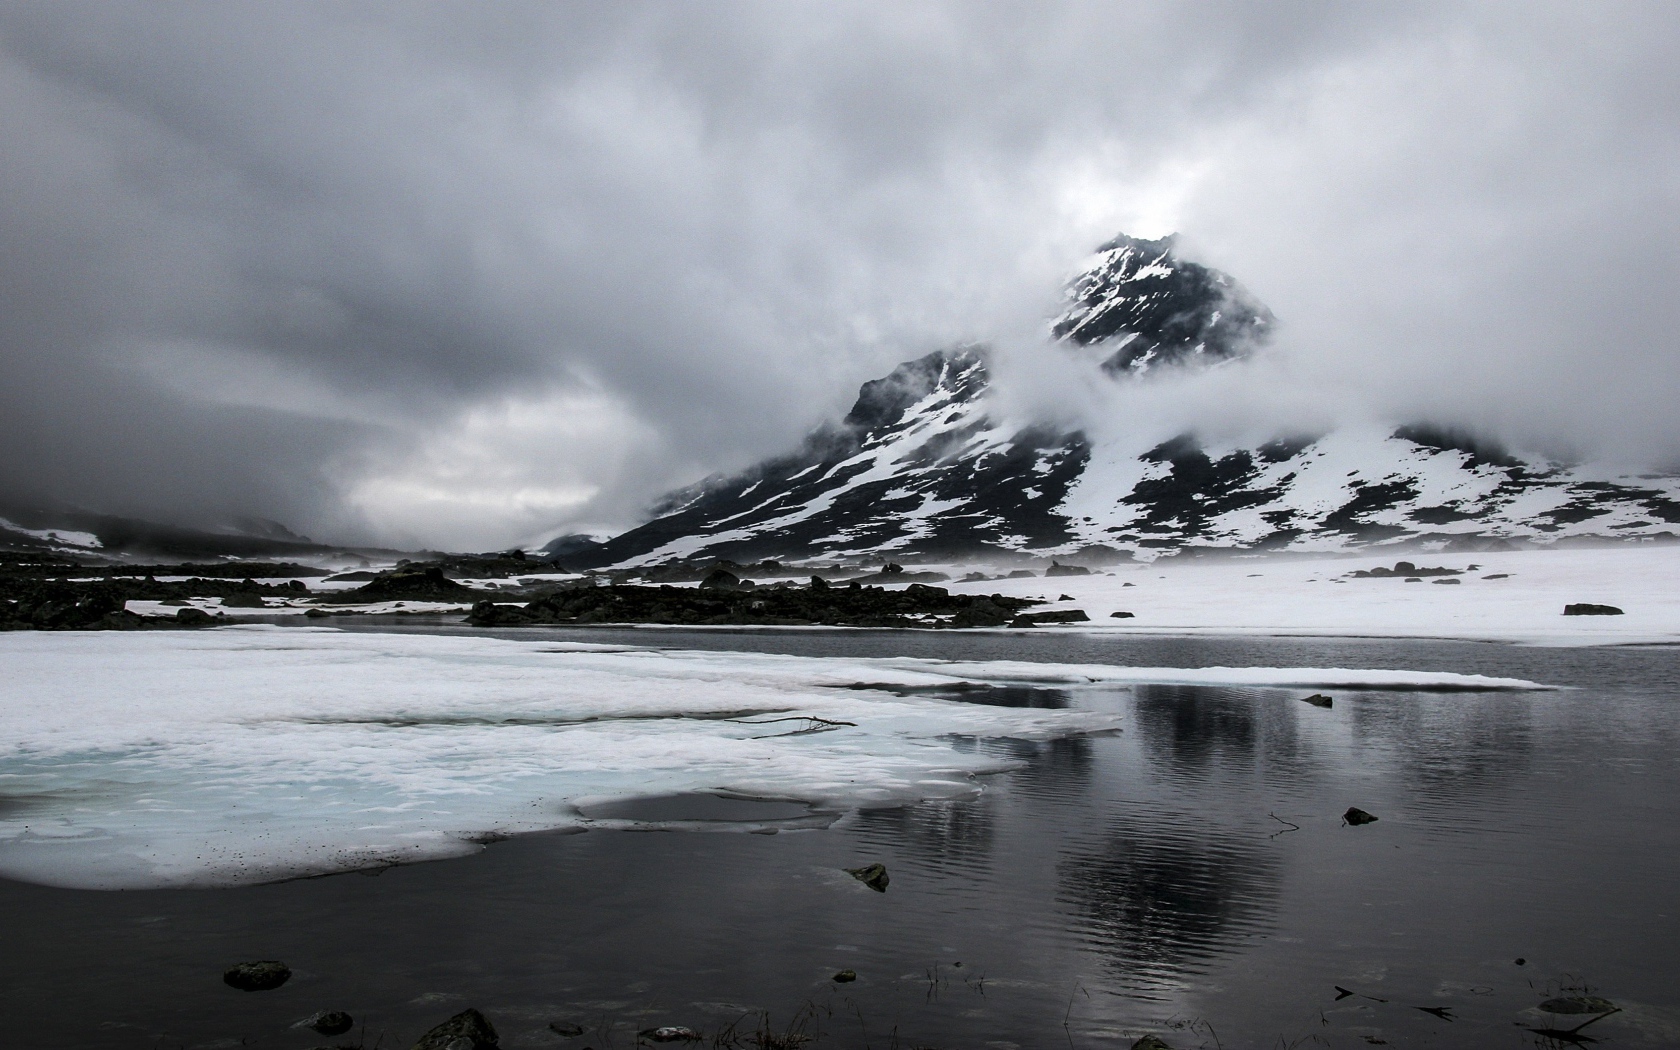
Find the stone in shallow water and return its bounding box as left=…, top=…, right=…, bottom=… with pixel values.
left=640, top=1026, right=701, bottom=1042
left=296, top=1010, right=353, bottom=1034
left=549, top=1022, right=585, bottom=1037
left=1132, top=1036, right=1173, bottom=1050
left=1343, top=807, right=1379, bottom=826
left=1301, top=694, right=1334, bottom=708
left=222, top=960, right=290, bottom=991
left=833, top=969, right=857, bottom=982
left=1563, top=603, right=1624, bottom=616
left=411, top=1008, right=498, bottom=1050
left=846, top=862, right=890, bottom=892
left=1539, top=995, right=1617, bottom=1015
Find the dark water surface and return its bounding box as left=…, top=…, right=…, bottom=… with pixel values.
left=3, top=628, right=1678, bottom=1049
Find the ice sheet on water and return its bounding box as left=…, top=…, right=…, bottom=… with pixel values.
left=0, top=627, right=1542, bottom=889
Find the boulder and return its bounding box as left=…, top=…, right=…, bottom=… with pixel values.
left=412, top=1008, right=498, bottom=1050
left=1538, top=996, right=1616, bottom=1015
left=699, top=568, right=741, bottom=590
left=832, top=969, right=857, bottom=983
left=1010, top=609, right=1090, bottom=626
left=1343, top=807, right=1379, bottom=826
left=1563, top=603, right=1623, bottom=616
left=222, top=960, right=290, bottom=991
left=1045, top=562, right=1092, bottom=577
left=846, top=862, right=890, bottom=892
left=1109, top=611, right=1135, bottom=619
left=174, top=606, right=215, bottom=626
left=1301, top=694, right=1333, bottom=708
left=1132, top=1037, right=1173, bottom=1050
left=548, top=1022, right=585, bottom=1037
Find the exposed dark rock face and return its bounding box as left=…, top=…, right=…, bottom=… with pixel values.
left=1051, top=233, right=1274, bottom=374
left=468, top=581, right=1038, bottom=629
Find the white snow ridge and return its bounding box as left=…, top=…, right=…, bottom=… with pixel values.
left=0, top=627, right=1541, bottom=890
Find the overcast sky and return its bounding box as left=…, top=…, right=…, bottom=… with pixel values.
left=2, top=2, right=1676, bottom=550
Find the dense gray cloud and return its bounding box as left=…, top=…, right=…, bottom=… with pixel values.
left=0, top=1, right=1675, bottom=548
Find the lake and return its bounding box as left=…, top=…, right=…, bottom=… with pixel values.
left=2, top=626, right=1677, bottom=1048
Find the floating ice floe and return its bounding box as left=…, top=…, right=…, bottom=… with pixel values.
left=0, top=627, right=1543, bottom=889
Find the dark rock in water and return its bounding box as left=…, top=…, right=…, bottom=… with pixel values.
left=548, top=1022, right=586, bottom=1037
left=222, top=960, right=290, bottom=991
left=1006, top=569, right=1038, bottom=579
left=1045, top=561, right=1092, bottom=577
left=698, top=568, right=741, bottom=590
left=301, top=1011, right=354, bottom=1035
left=1432, top=577, right=1461, bottom=585
left=639, top=1026, right=701, bottom=1042
left=176, top=607, right=216, bottom=626
left=1058, top=593, right=1074, bottom=601
left=1563, top=603, right=1624, bottom=616
left=1484, top=573, right=1510, bottom=580
left=832, top=969, right=857, bottom=983
left=810, top=575, right=829, bottom=590
left=1010, top=609, right=1090, bottom=626
left=846, top=862, right=890, bottom=892
left=1539, top=996, right=1617, bottom=1015
left=1131, top=1036, right=1174, bottom=1050
left=1110, top=610, right=1135, bottom=619
left=1301, top=694, right=1334, bottom=708
left=412, top=1008, right=499, bottom=1050
left=1343, top=807, right=1379, bottom=826
left=304, top=607, right=332, bottom=619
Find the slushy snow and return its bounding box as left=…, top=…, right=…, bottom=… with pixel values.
left=0, top=627, right=1540, bottom=889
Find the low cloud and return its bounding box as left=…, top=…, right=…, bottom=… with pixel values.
left=1, top=2, right=1675, bottom=547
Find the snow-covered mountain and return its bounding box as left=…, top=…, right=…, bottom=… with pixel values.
left=565, top=235, right=1680, bottom=569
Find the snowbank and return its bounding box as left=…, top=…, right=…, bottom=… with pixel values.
left=0, top=628, right=1541, bottom=889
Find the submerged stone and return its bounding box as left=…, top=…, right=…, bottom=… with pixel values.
left=222, top=960, right=290, bottom=991
left=846, top=862, right=890, bottom=892
left=1343, top=807, right=1379, bottom=826
left=300, top=1011, right=354, bottom=1035
left=1539, top=996, right=1617, bottom=1015
left=640, top=1026, right=701, bottom=1042
left=833, top=969, right=857, bottom=983
left=1301, top=694, right=1334, bottom=708
left=412, top=1008, right=499, bottom=1050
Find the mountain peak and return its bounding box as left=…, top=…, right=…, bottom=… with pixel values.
left=1052, top=232, right=1274, bottom=375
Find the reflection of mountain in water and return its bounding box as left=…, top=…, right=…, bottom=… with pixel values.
left=1132, top=685, right=1319, bottom=782
left=854, top=798, right=997, bottom=873
left=1058, top=813, right=1278, bottom=987
left=1350, top=694, right=1534, bottom=803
